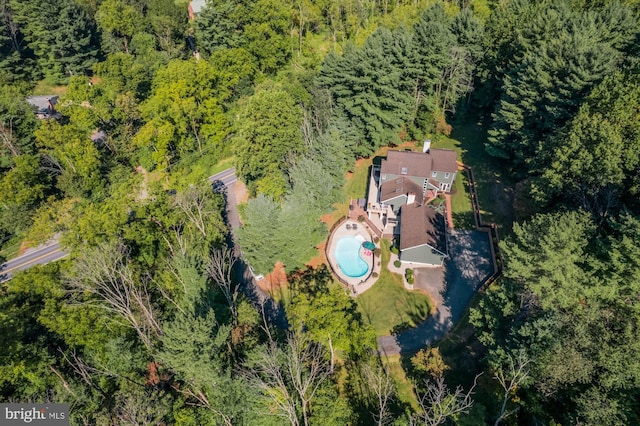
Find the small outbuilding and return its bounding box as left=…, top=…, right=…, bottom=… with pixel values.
left=26, top=96, right=60, bottom=120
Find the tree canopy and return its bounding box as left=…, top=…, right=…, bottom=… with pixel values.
left=0, top=0, right=639, bottom=424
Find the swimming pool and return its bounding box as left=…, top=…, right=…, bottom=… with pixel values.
left=334, top=236, right=370, bottom=278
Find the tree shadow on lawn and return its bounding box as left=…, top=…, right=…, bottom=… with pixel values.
left=452, top=211, right=475, bottom=231
left=450, top=116, right=516, bottom=231
left=391, top=291, right=432, bottom=334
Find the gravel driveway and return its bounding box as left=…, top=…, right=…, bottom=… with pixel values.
left=378, top=229, right=493, bottom=355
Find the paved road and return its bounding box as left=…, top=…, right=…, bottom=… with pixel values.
left=0, top=240, right=68, bottom=283
left=208, top=167, right=237, bottom=186
left=377, top=229, right=492, bottom=355
left=209, top=168, right=288, bottom=329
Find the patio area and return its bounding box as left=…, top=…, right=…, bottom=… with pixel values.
left=326, top=219, right=382, bottom=295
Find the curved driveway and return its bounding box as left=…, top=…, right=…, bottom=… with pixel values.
left=210, top=167, right=492, bottom=347
left=209, top=168, right=288, bottom=329
left=378, top=229, right=492, bottom=355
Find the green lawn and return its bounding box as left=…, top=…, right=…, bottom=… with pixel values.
left=357, top=240, right=433, bottom=336
left=384, top=354, right=420, bottom=412
left=450, top=169, right=475, bottom=230
left=447, top=118, right=516, bottom=231
left=344, top=158, right=373, bottom=201
left=32, top=80, right=67, bottom=96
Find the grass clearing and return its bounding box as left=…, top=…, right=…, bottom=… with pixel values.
left=32, top=80, right=67, bottom=96
left=357, top=240, right=433, bottom=336
left=449, top=118, right=516, bottom=232
left=344, top=158, right=373, bottom=201
left=450, top=169, right=474, bottom=230
left=383, top=354, right=420, bottom=411
left=269, top=282, right=292, bottom=308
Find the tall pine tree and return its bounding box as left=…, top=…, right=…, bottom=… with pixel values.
left=486, top=0, right=638, bottom=173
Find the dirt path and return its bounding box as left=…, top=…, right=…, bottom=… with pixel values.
left=135, top=165, right=149, bottom=201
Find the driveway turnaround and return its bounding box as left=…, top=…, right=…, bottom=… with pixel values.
left=378, top=229, right=492, bottom=355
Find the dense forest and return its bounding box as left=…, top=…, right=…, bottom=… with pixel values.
left=0, top=0, right=639, bottom=424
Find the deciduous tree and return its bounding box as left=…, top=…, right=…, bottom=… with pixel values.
left=0, top=154, right=47, bottom=234
left=244, top=332, right=332, bottom=426
left=135, top=59, right=230, bottom=168
left=411, top=375, right=478, bottom=426
left=234, top=82, right=303, bottom=197
left=0, top=85, right=37, bottom=167
left=65, top=241, right=163, bottom=350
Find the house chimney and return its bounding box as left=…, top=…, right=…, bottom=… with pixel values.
left=407, top=192, right=416, bottom=205
left=423, top=139, right=431, bottom=153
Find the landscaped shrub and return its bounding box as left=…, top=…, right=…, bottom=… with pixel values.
left=373, top=236, right=380, bottom=244
left=405, top=269, right=413, bottom=280
left=373, top=248, right=381, bottom=257
left=394, top=260, right=401, bottom=268
left=372, top=272, right=379, bottom=278
left=390, top=245, right=399, bottom=255
left=357, top=215, right=366, bottom=222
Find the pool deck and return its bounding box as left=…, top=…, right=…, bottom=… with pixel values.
left=326, top=219, right=381, bottom=295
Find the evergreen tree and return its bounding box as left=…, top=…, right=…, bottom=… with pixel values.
left=0, top=0, right=35, bottom=83
left=486, top=0, right=638, bottom=173
left=471, top=211, right=640, bottom=424
left=9, top=0, right=99, bottom=83
left=318, top=27, right=416, bottom=155
left=536, top=65, right=640, bottom=217
left=195, top=0, right=243, bottom=54
left=411, top=3, right=455, bottom=113
left=234, top=82, right=303, bottom=198
left=237, top=194, right=282, bottom=275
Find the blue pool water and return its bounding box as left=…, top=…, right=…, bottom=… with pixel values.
left=335, top=236, right=370, bottom=278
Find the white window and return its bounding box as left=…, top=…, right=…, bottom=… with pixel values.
left=401, top=167, right=408, bottom=175
left=444, top=172, right=450, bottom=179
left=381, top=173, right=387, bottom=180
left=431, top=171, right=437, bottom=178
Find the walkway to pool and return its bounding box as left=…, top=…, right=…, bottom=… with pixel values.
left=325, top=219, right=381, bottom=295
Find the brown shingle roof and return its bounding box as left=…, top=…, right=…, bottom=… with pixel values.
left=430, top=149, right=458, bottom=173
left=380, top=178, right=424, bottom=204
left=399, top=204, right=447, bottom=253
left=381, top=150, right=431, bottom=178
left=380, top=149, right=458, bottom=178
